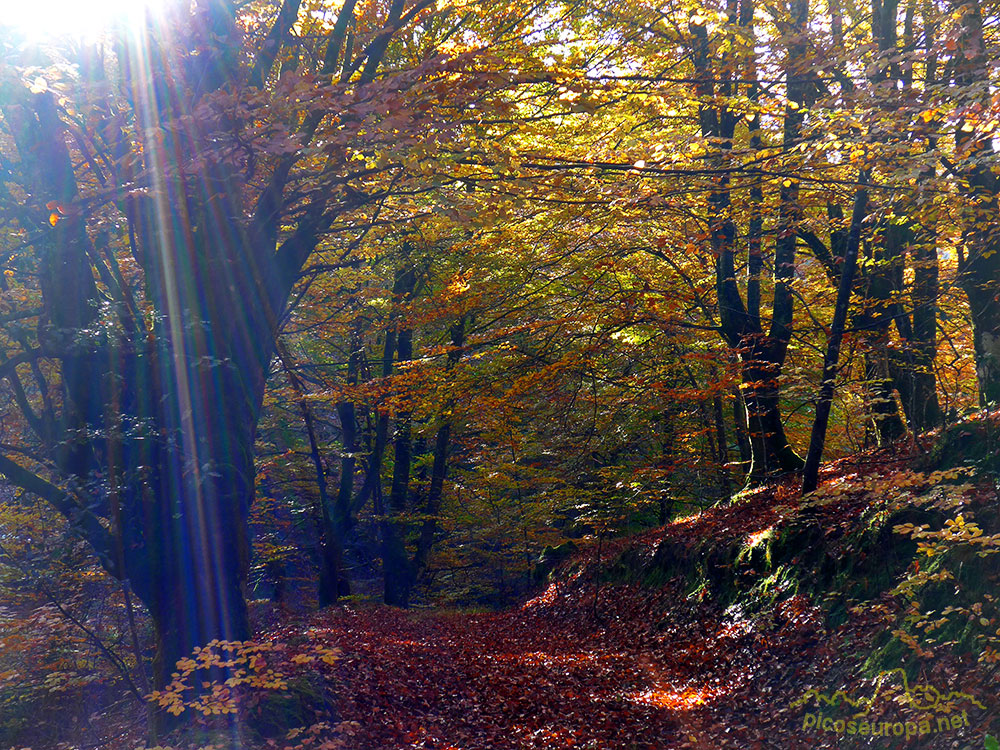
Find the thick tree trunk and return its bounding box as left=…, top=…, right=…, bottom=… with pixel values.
left=147, top=474, right=252, bottom=692
left=739, top=339, right=804, bottom=484
left=951, top=0, right=1000, bottom=406
left=104, top=332, right=262, bottom=702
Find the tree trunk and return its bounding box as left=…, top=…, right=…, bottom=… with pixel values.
left=147, top=471, right=252, bottom=692
left=694, top=0, right=808, bottom=486
left=411, top=317, right=466, bottom=584
left=377, top=261, right=418, bottom=607
left=803, top=181, right=869, bottom=493
left=951, top=0, right=1000, bottom=406
left=856, top=222, right=907, bottom=443
left=906, top=228, right=942, bottom=429
left=273, top=339, right=345, bottom=607
left=739, top=338, right=805, bottom=484
left=863, top=345, right=906, bottom=445
left=733, top=390, right=752, bottom=472
left=382, top=321, right=415, bottom=607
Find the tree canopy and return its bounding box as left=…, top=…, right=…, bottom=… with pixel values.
left=0, top=0, right=998, bottom=745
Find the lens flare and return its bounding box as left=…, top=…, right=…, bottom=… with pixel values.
left=0, top=0, right=158, bottom=40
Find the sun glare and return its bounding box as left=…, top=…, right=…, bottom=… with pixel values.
left=0, top=0, right=157, bottom=40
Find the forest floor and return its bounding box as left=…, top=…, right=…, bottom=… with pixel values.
left=288, top=451, right=997, bottom=750
left=308, top=581, right=839, bottom=749
left=29, top=445, right=997, bottom=750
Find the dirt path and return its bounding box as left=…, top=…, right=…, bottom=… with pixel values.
left=297, top=464, right=995, bottom=750
left=306, top=580, right=836, bottom=750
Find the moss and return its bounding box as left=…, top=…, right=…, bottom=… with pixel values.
left=924, top=419, right=1000, bottom=476
left=604, top=494, right=938, bottom=632
left=594, top=435, right=1000, bottom=686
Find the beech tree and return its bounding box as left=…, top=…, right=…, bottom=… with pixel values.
left=0, top=0, right=502, bottom=689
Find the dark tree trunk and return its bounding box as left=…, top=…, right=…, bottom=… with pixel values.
left=903, top=225, right=942, bottom=429
left=275, top=340, right=343, bottom=608
left=146, top=466, right=253, bottom=691
left=411, top=317, right=466, bottom=584
left=951, top=0, right=1000, bottom=406
left=357, top=266, right=415, bottom=514
left=803, top=182, right=869, bottom=493
left=369, top=260, right=418, bottom=607
left=863, top=0, right=942, bottom=432
left=382, top=322, right=415, bottom=607
left=711, top=380, right=732, bottom=495
left=863, top=344, right=906, bottom=445
left=733, top=390, right=752, bottom=472
left=855, top=222, right=907, bottom=443
left=902, top=0, right=942, bottom=431
left=692, top=0, right=808, bottom=486
left=739, top=338, right=805, bottom=483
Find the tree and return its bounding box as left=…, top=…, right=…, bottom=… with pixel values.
left=0, top=0, right=496, bottom=690
left=948, top=0, right=1000, bottom=406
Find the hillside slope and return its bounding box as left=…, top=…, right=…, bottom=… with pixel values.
left=305, top=437, right=1000, bottom=749
left=28, top=434, right=998, bottom=750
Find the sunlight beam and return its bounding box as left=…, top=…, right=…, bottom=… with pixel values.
left=0, top=0, right=160, bottom=40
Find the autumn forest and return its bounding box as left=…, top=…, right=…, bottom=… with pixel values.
left=0, top=0, right=998, bottom=747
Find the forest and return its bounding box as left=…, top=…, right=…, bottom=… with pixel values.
left=0, top=0, right=998, bottom=747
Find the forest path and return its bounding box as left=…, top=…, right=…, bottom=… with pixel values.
left=308, top=581, right=833, bottom=750
left=303, top=464, right=944, bottom=749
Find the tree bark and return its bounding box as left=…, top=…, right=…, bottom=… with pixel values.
left=951, top=0, right=1000, bottom=406
left=383, top=320, right=416, bottom=607
left=411, top=317, right=467, bottom=584
left=803, top=180, right=869, bottom=494
left=375, top=260, right=418, bottom=607
left=694, top=0, right=807, bottom=486
left=0, top=0, right=423, bottom=711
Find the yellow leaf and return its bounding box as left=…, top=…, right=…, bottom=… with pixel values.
left=48, top=212, right=60, bottom=227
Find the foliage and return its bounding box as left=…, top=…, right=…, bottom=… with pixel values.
left=1, top=0, right=1000, bottom=744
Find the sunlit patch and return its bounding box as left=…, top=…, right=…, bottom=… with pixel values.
left=0, top=0, right=160, bottom=40
left=745, top=525, right=774, bottom=548
left=522, top=581, right=559, bottom=609
left=521, top=567, right=585, bottom=609
left=628, top=687, right=719, bottom=710
left=718, top=604, right=756, bottom=637
left=512, top=651, right=618, bottom=667
left=669, top=511, right=704, bottom=527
